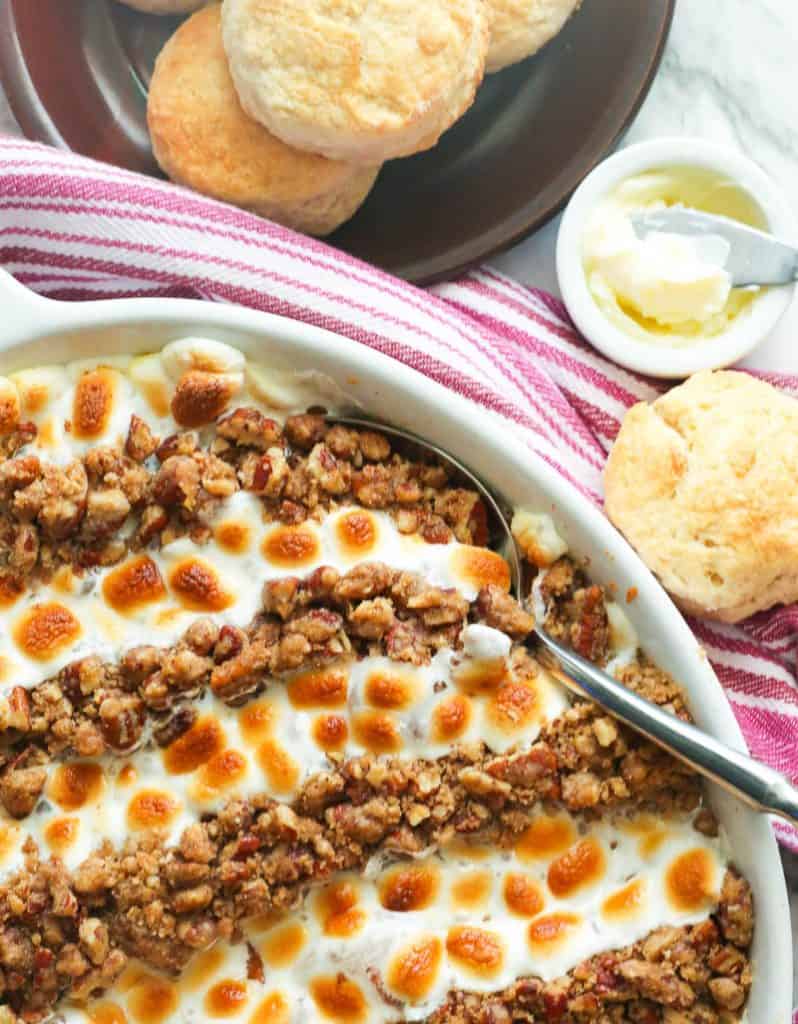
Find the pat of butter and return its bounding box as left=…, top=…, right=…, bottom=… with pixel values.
left=581, top=166, right=766, bottom=347
left=588, top=213, right=731, bottom=327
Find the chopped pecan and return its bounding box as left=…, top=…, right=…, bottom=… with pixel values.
left=153, top=706, right=198, bottom=748
left=284, top=413, right=327, bottom=450
left=217, top=408, right=282, bottom=450
left=83, top=488, right=131, bottom=538
left=0, top=746, right=48, bottom=818
left=476, top=585, right=534, bottom=638
left=98, top=695, right=146, bottom=753
left=0, top=688, right=31, bottom=733
left=152, top=456, right=200, bottom=509
left=125, top=414, right=158, bottom=462
left=214, top=625, right=245, bottom=663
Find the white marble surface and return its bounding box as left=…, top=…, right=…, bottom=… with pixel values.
left=0, top=0, right=795, bottom=996
left=491, top=0, right=798, bottom=373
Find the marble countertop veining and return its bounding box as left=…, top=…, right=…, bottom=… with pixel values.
left=0, top=0, right=795, bottom=1002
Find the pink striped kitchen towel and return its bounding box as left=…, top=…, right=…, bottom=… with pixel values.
left=0, top=138, right=796, bottom=854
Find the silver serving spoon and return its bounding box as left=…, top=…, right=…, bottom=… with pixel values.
left=332, top=415, right=798, bottom=828
left=631, top=208, right=798, bottom=288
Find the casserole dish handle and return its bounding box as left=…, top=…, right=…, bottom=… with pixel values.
left=0, top=268, right=66, bottom=350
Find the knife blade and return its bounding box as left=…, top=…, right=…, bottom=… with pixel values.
left=630, top=208, right=798, bottom=288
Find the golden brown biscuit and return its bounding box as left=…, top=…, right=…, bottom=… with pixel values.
left=485, top=0, right=580, bottom=73
left=147, top=5, right=380, bottom=236
left=116, top=0, right=205, bottom=12
left=604, top=370, right=798, bottom=623
left=221, top=0, right=489, bottom=164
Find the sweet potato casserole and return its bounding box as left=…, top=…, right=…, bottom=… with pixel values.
left=0, top=339, right=752, bottom=1023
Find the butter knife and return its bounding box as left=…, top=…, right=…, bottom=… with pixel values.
left=630, top=208, right=798, bottom=289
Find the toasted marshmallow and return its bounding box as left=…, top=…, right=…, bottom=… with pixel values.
left=160, top=337, right=246, bottom=380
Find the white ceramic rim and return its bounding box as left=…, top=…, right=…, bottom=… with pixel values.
left=0, top=271, right=789, bottom=1021
left=556, top=138, right=797, bottom=379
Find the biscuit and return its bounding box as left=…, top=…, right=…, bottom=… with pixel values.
left=116, top=0, right=205, bottom=13
left=147, top=6, right=380, bottom=236
left=221, top=0, right=489, bottom=164
left=485, top=0, right=580, bottom=73
left=604, top=370, right=798, bottom=623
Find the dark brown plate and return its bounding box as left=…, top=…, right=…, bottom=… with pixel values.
left=0, top=0, right=673, bottom=283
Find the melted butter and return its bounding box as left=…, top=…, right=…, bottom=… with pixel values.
left=584, top=165, right=768, bottom=347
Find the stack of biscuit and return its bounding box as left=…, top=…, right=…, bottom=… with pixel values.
left=123, top=0, right=581, bottom=236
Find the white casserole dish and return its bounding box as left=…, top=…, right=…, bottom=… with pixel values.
left=0, top=269, right=790, bottom=1021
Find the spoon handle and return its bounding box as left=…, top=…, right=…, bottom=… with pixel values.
left=535, top=628, right=798, bottom=828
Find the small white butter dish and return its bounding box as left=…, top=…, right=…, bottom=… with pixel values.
left=556, top=139, right=796, bottom=378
